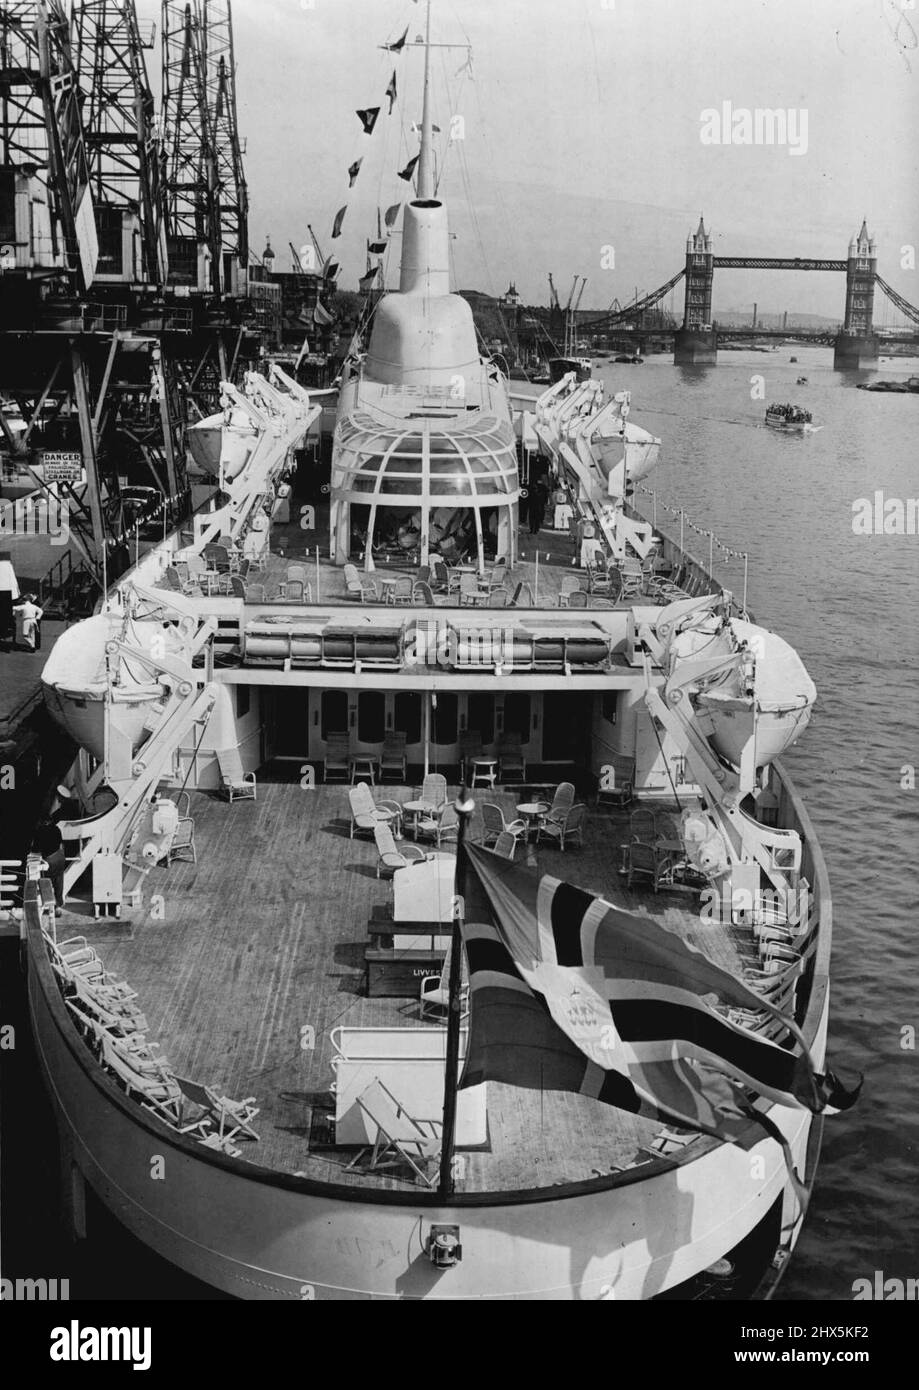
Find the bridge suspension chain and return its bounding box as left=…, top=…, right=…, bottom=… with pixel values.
left=582, top=269, right=686, bottom=329
left=873, top=274, right=919, bottom=327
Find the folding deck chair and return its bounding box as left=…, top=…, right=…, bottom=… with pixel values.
left=345, top=1078, right=442, bottom=1187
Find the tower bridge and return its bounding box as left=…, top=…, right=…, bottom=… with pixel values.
left=580, top=219, right=919, bottom=368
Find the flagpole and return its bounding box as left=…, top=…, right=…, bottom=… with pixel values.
left=438, top=785, right=474, bottom=1198
left=417, top=0, right=434, bottom=201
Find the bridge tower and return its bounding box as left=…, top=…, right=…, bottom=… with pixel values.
left=834, top=220, right=878, bottom=369
left=674, top=216, right=717, bottom=365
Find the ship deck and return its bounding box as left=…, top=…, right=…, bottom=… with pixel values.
left=169, top=509, right=689, bottom=615
left=57, top=781, right=759, bottom=1194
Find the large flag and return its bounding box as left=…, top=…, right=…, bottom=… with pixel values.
left=460, top=846, right=858, bottom=1163
left=385, top=70, right=397, bottom=114
left=398, top=154, right=419, bottom=182
left=356, top=106, right=380, bottom=135
left=359, top=266, right=379, bottom=292
left=313, top=300, right=334, bottom=327
left=348, top=158, right=363, bottom=188
left=382, top=25, right=408, bottom=52
left=384, top=203, right=402, bottom=229
left=331, top=206, right=346, bottom=239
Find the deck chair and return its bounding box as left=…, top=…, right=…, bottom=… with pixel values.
left=420, top=936, right=469, bottom=1021
left=459, top=572, right=485, bottom=606
left=417, top=803, right=459, bottom=849
left=99, top=1033, right=182, bottom=1125
left=380, top=731, right=407, bottom=781
left=349, top=783, right=402, bottom=839
left=542, top=781, right=576, bottom=827
left=374, top=823, right=429, bottom=877
left=344, top=563, right=380, bottom=601
left=284, top=579, right=309, bottom=602
left=173, top=1074, right=260, bottom=1142
left=537, top=802, right=586, bottom=852
left=497, top=733, right=526, bottom=783
left=567, top=589, right=589, bottom=607
left=216, top=747, right=257, bottom=802
left=204, top=542, right=232, bottom=573
left=346, top=1078, right=441, bottom=1187
left=481, top=802, right=525, bottom=846
left=618, top=559, right=645, bottom=601
left=596, top=753, right=635, bottom=807
left=429, top=558, right=450, bottom=593
left=558, top=574, right=585, bottom=607
left=419, top=773, right=448, bottom=820
left=324, top=732, right=351, bottom=782
left=491, top=830, right=517, bottom=860
left=166, top=817, right=196, bottom=864
left=458, top=731, right=483, bottom=784
left=412, top=581, right=435, bottom=605
left=486, top=558, right=508, bottom=594
left=625, top=840, right=663, bottom=893
left=65, top=975, right=148, bottom=1036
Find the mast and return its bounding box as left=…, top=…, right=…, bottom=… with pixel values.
left=416, top=0, right=434, bottom=200
left=438, top=787, right=474, bottom=1197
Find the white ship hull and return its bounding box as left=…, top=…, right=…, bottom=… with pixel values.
left=28, top=902, right=826, bottom=1299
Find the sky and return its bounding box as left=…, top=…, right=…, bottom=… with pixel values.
left=136, top=0, right=919, bottom=319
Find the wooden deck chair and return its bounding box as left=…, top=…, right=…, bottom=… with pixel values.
left=173, top=1075, right=260, bottom=1142
left=216, top=748, right=257, bottom=802
left=346, top=1079, right=441, bottom=1187
left=99, top=1033, right=182, bottom=1125
left=166, top=816, right=196, bottom=864
left=412, top=581, right=435, bottom=605
left=65, top=975, right=148, bottom=1036
left=420, top=935, right=469, bottom=1020
left=380, top=731, right=407, bottom=781
left=388, top=574, right=414, bottom=605
left=324, top=732, right=351, bottom=782
left=374, top=823, right=429, bottom=877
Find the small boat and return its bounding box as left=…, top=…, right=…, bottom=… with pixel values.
left=548, top=355, right=592, bottom=383
left=796, top=376, right=808, bottom=385
left=614, top=353, right=644, bottom=364
left=789, top=356, right=798, bottom=363
left=765, top=403, right=814, bottom=431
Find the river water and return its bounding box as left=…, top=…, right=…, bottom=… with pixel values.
left=603, top=345, right=919, bottom=1301
left=2, top=346, right=915, bottom=1301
